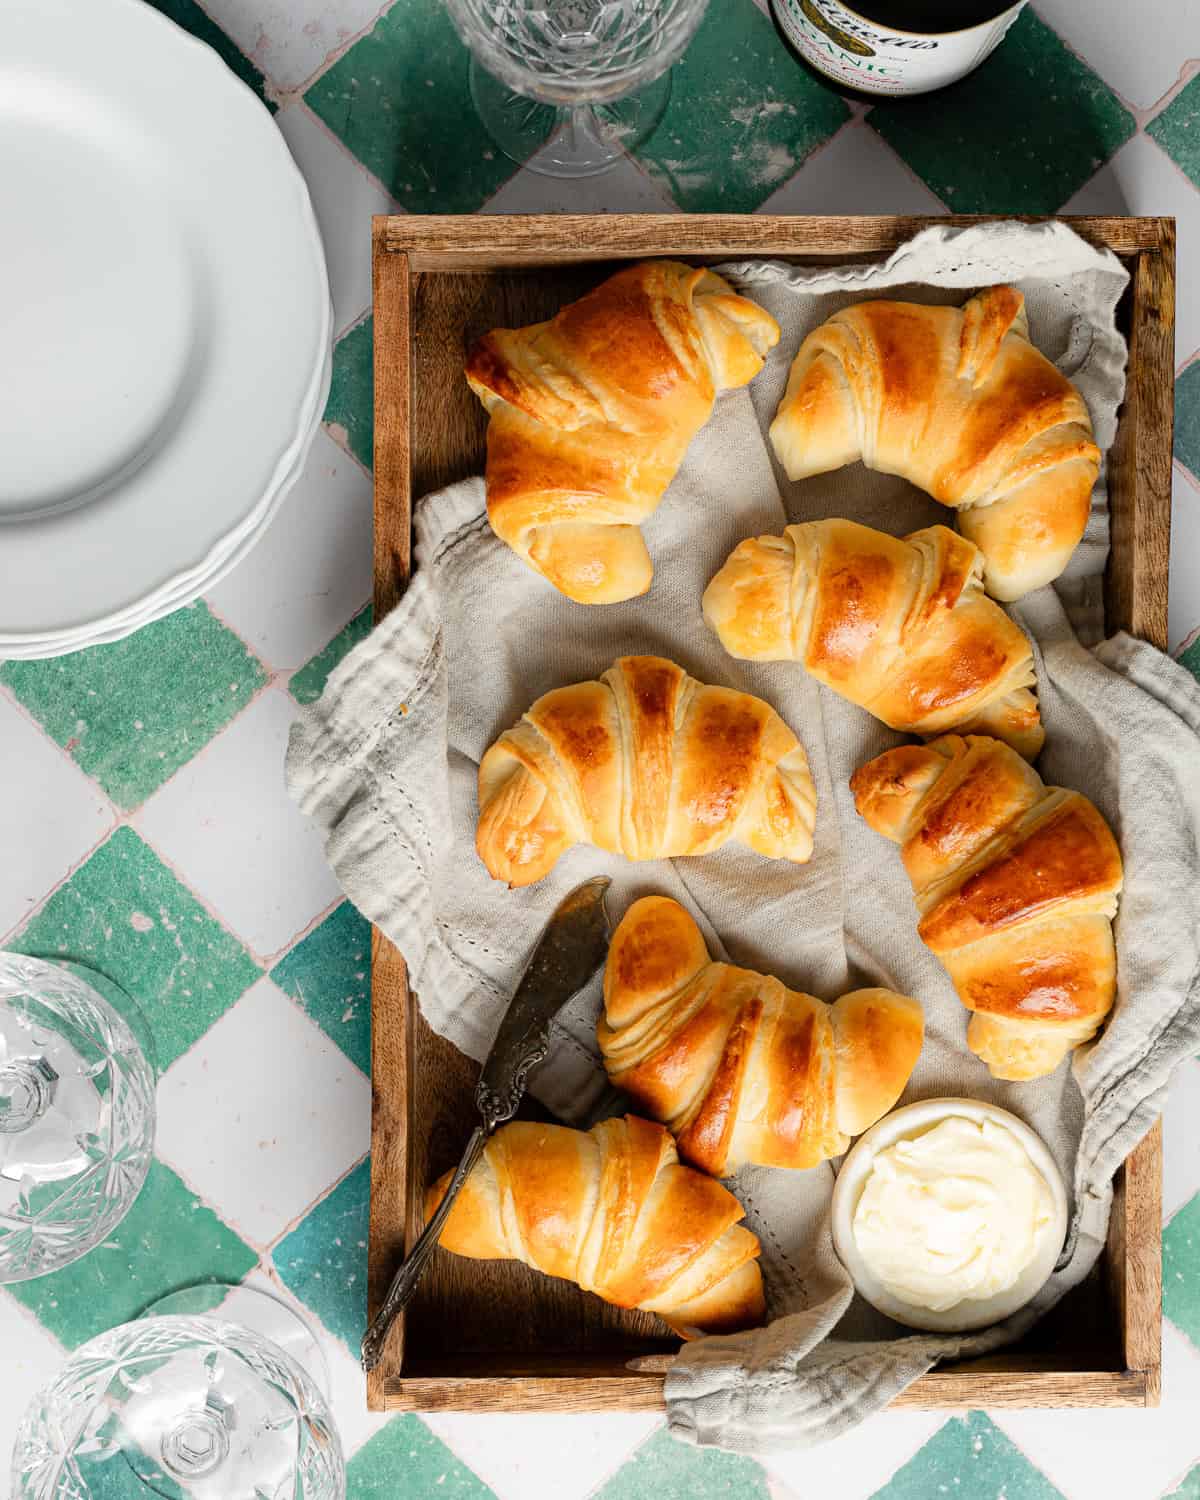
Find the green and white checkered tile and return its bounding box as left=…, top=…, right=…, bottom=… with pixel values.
left=4, top=0, right=1200, bottom=1495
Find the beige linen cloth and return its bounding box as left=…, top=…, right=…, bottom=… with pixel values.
left=288, top=223, right=1200, bottom=1450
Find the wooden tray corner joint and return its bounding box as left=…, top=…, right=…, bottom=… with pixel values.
left=366, top=214, right=1174, bottom=1415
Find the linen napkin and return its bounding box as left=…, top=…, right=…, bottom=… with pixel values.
left=287, top=222, right=1200, bottom=1449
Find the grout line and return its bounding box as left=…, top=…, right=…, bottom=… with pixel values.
left=285, top=96, right=408, bottom=232
left=0, top=1282, right=69, bottom=1355
left=197, top=594, right=280, bottom=676
left=320, top=417, right=375, bottom=483
left=265, top=1147, right=370, bottom=1256
left=1174, top=458, right=1200, bottom=498
left=1140, top=56, right=1200, bottom=128
left=271, top=0, right=402, bottom=103
left=0, top=676, right=122, bottom=819
left=268, top=888, right=351, bottom=964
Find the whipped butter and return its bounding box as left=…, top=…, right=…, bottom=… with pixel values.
left=850, top=1115, right=1055, bottom=1314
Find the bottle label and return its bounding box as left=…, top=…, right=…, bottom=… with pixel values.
left=773, top=0, right=1027, bottom=95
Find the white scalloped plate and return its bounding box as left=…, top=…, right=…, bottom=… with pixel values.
left=0, top=0, right=330, bottom=650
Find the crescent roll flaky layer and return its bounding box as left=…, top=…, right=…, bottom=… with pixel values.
left=466, top=260, right=780, bottom=604
left=476, top=655, right=816, bottom=886
left=426, top=1114, right=766, bottom=1338
left=703, top=519, right=1044, bottom=758
left=851, top=734, right=1123, bottom=1081
left=769, top=287, right=1101, bottom=601
left=599, top=896, right=924, bottom=1175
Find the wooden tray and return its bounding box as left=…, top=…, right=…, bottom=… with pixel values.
left=367, top=214, right=1174, bottom=1414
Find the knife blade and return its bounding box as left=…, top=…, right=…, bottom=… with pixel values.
left=361, top=875, right=611, bottom=1372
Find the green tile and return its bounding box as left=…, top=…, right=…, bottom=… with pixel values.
left=1164, top=1192, right=1200, bottom=1349
left=304, top=0, right=517, bottom=213
left=290, top=606, right=373, bottom=705
left=348, top=1415, right=496, bottom=1499
left=1164, top=1464, right=1200, bottom=1500
left=273, top=1156, right=369, bottom=1350
left=1149, top=73, right=1200, bottom=191
left=871, top=1412, right=1066, bottom=1500
left=596, top=1427, right=769, bottom=1500
left=1174, top=361, right=1200, bottom=479
left=1179, top=633, right=1200, bottom=687
left=324, top=318, right=374, bottom=472
left=632, top=0, right=848, bottom=212
left=6, top=1159, right=257, bottom=1348
left=0, top=603, right=268, bottom=812
left=12, top=828, right=261, bottom=1070
left=271, top=901, right=371, bottom=1074
left=146, top=0, right=274, bottom=112
left=868, top=9, right=1135, bottom=214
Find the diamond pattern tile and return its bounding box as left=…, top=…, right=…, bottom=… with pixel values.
left=422, top=1412, right=662, bottom=1500
left=156, top=977, right=371, bottom=1245
left=6, top=0, right=1200, bottom=1492
left=5, top=1158, right=258, bottom=1348
left=276, top=103, right=394, bottom=335
left=205, top=428, right=373, bottom=670
left=347, top=1415, right=498, bottom=1498
left=868, top=8, right=1136, bottom=215
left=324, top=314, right=375, bottom=471
left=631, top=0, right=848, bottom=213
left=133, top=687, right=342, bottom=958
left=991, top=1323, right=1200, bottom=1500
left=10, top=826, right=261, bottom=1070
left=303, top=0, right=519, bottom=213
left=871, top=1412, right=1065, bottom=1500
left=273, top=1154, right=370, bottom=1350
left=0, top=602, right=268, bottom=813
left=595, top=1426, right=770, bottom=1500
left=289, top=604, right=373, bottom=705
left=0, top=693, right=114, bottom=938
left=1149, top=72, right=1200, bottom=191
left=271, top=899, right=372, bottom=1074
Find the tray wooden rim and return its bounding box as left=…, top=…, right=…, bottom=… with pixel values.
left=368, top=212, right=1174, bottom=1414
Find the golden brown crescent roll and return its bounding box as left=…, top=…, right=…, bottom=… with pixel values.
left=598, top=896, right=924, bottom=1175
left=476, top=655, right=816, bottom=887
left=703, top=519, right=1044, bottom=759
left=466, top=260, right=780, bottom=604
left=426, top=1114, right=765, bottom=1338
left=851, top=735, right=1123, bottom=1081
left=769, top=287, right=1100, bottom=601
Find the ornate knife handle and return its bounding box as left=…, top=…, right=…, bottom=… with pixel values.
left=360, top=1123, right=488, bottom=1373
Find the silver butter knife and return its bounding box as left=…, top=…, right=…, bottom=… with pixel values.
left=360, top=874, right=612, bottom=1373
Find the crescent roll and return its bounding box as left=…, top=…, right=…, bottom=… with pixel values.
left=466, top=260, right=780, bottom=604
left=427, top=1114, right=765, bottom=1338
left=599, top=896, right=924, bottom=1174
left=703, top=519, right=1044, bottom=758
left=851, top=734, right=1123, bottom=1081
left=476, top=655, right=816, bottom=886
left=769, top=287, right=1101, bottom=600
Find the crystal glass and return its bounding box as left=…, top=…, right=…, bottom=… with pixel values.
left=0, top=954, right=155, bottom=1283
left=11, top=1314, right=346, bottom=1499
left=444, top=0, right=710, bottom=177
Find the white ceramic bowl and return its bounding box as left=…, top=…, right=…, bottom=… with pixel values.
left=831, top=1098, right=1068, bottom=1333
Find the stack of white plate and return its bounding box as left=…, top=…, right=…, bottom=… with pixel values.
left=1, top=0, right=332, bottom=659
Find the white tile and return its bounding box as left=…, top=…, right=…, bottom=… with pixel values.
left=481, top=148, right=678, bottom=214
left=0, top=694, right=114, bottom=939
left=762, top=1409, right=947, bottom=1500
left=421, top=1410, right=662, bottom=1500
left=205, top=427, right=372, bottom=672
left=1164, top=1059, right=1200, bottom=1223
left=0, top=1289, right=66, bottom=1470
left=1171, top=466, right=1200, bottom=655
left=156, top=977, right=369, bottom=1245
left=276, top=104, right=395, bottom=335
left=198, top=0, right=387, bottom=93
left=1061, top=134, right=1200, bottom=364
left=992, top=1321, right=1200, bottom=1500
left=757, top=122, right=945, bottom=216
left=1034, top=0, right=1197, bottom=110
left=133, top=686, right=342, bottom=957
